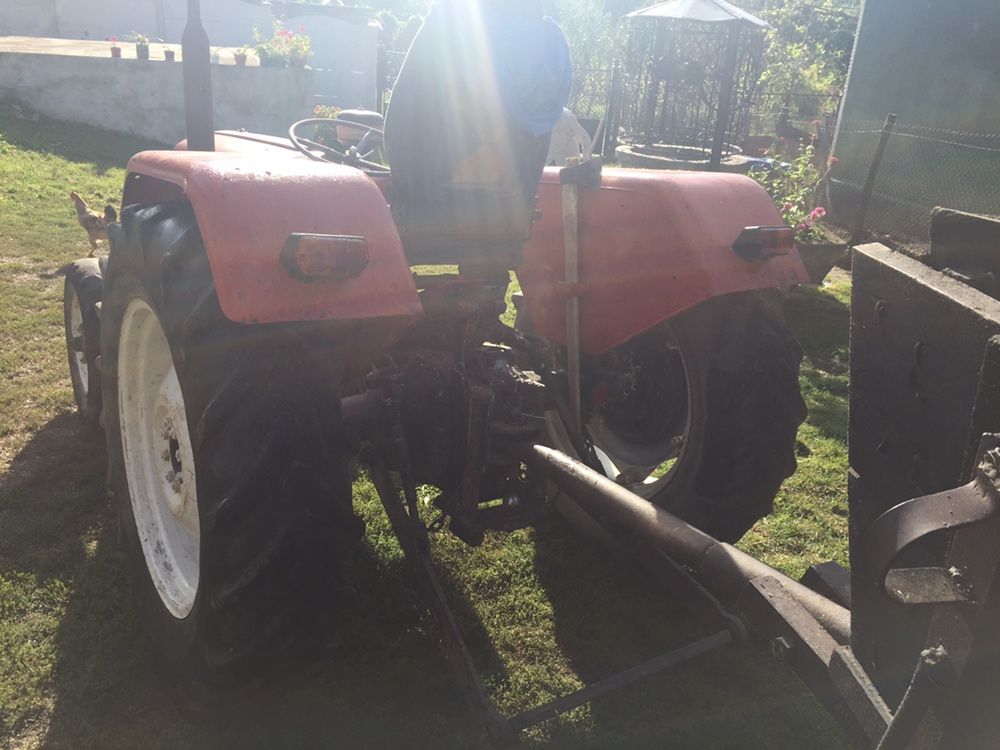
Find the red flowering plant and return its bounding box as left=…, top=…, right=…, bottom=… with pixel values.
left=749, top=144, right=828, bottom=243
left=253, top=21, right=311, bottom=67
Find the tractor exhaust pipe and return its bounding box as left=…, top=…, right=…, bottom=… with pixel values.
left=182, top=0, right=215, bottom=151
left=522, top=444, right=851, bottom=644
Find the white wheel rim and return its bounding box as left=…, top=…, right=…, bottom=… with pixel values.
left=118, top=297, right=200, bottom=618
left=585, top=331, right=692, bottom=499
left=67, top=285, right=89, bottom=405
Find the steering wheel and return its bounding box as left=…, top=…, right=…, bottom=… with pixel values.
left=288, top=117, right=390, bottom=173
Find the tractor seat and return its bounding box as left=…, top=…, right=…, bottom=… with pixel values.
left=383, top=1, right=571, bottom=270
left=390, top=183, right=537, bottom=268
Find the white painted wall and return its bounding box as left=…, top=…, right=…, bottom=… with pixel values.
left=4, top=0, right=370, bottom=50
left=55, top=0, right=166, bottom=41
left=0, top=50, right=319, bottom=145
left=0, top=0, right=377, bottom=97
left=162, top=0, right=271, bottom=46
left=36, top=0, right=278, bottom=45
left=0, top=0, right=59, bottom=37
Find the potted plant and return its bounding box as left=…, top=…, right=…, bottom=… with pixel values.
left=109, top=36, right=122, bottom=58
left=253, top=21, right=310, bottom=68
left=126, top=32, right=161, bottom=60
left=750, top=147, right=847, bottom=284
left=253, top=24, right=283, bottom=67
left=288, top=26, right=312, bottom=68
left=313, top=104, right=342, bottom=146
left=234, top=45, right=250, bottom=67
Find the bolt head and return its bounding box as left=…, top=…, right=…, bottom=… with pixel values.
left=770, top=636, right=794, bottom=660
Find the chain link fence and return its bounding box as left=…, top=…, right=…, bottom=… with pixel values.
left=567, top=67, right=612, bottom=122
left=830, top=120, right=1000, bottom=243
left=746, top=91, right=841, bottom=138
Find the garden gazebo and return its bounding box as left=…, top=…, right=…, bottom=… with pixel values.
left=613, top=0, right=770, bottom=171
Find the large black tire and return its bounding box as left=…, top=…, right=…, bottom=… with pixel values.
left=528, top=290, right=806, bottom=542
left=101, top=202, right=363, bottom=699
left=63, top=259, right=104, bottom=424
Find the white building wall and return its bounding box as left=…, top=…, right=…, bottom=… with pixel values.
left=0, top=49, right=319, bottom=145
left=0, top=0, right=59, bottom=37
left=0, top=1, right=378, bottom=109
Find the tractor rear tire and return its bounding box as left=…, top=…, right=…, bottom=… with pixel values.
left=101, top=202, right=362, bottom=700
left=536, top=290, right=806, bottom=543
left=64, top=259, right=104, bottom=424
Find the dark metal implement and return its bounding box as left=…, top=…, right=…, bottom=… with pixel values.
left=370, top=451, right=735, bottom=744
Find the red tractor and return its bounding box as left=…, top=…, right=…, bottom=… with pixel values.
left=62, top=0, right=810, bottom=737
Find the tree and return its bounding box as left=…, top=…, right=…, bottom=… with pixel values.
left=746, top=0, right=860, bottom=97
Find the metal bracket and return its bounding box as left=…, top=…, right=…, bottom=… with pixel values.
left=738, top=577, right=875, bottom=747
left=829, top=646, right=893, bottom=746
left=875, top=646, right=956, bottom=750
left=800, top=561, right=852, bottom=609
left=865, top=434, right=1000, bottom=605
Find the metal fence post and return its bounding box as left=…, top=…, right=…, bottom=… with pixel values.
left=851, top=112, right=896, bottom=244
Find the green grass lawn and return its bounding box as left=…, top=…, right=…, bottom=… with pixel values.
left=0, top=104, right=855, bottom=749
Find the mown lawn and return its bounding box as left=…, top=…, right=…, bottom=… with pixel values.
left=0, top=104, right=854, bottom=749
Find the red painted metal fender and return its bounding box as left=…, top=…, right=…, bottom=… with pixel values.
left=516, top=168, right=809, bottom=355
left=122, top=145, right=421, bottom=325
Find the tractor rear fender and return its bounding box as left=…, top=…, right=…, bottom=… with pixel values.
left=121, top=149, right=421, bottom=325
left=517, top=168, right=809, bottom=355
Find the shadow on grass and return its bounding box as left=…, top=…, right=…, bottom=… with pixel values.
left=785, top=284, right=850, bottom=376
left=528, top=513, right=856, bottom=749
left=0, top=104, right=164, bottom=175
left=3, top=408, right=854, bottom=747
left=0, top=414, right=502, bottom=749
left=784, top=284, right=851, bottom=444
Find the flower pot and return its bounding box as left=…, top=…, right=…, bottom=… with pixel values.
left=234, top=52, right=248, bottom=66
left=110, top=46, right=122, bottom=58
left=164, top=49, right=175, bottom=62
left=258, top=52, right=286, bottom=68
left=136, top=43, right=150, bottom=60
left=289, top=53, right=308, bottom=68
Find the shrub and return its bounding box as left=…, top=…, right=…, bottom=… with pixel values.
left=750, top=145, right=830, bottom=242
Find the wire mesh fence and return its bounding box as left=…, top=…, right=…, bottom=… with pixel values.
left=830, top=119, right=1000, bottom=243
left=567, top=67, right=612, bottom=122
left=746, top=91, right=841, bottom=138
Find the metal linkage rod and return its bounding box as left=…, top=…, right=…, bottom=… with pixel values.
left=509, top=629, right=732, bottom=732
left=521, top=444, right=851, bottom=644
